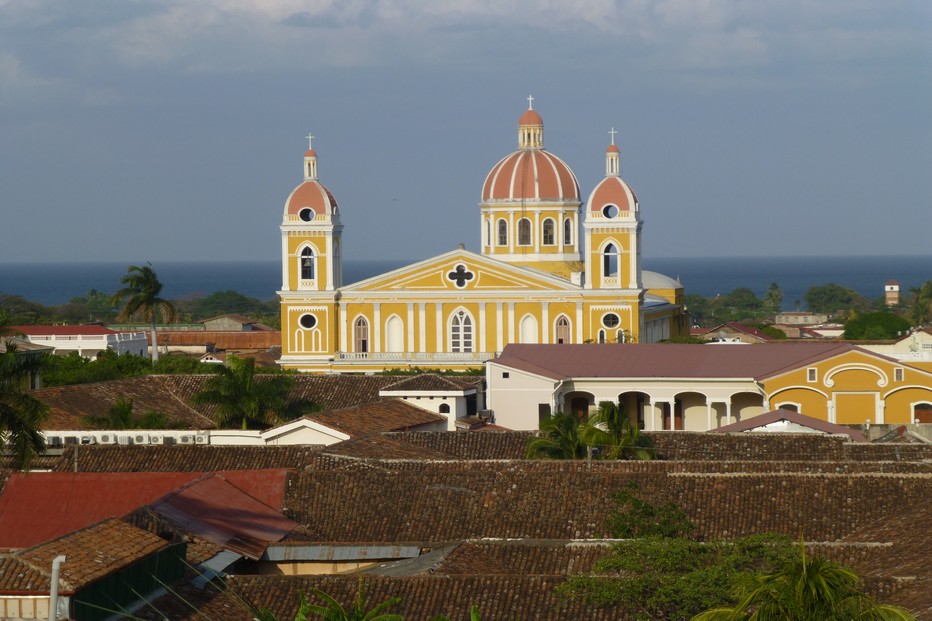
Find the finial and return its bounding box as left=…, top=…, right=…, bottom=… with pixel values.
left=527, top=94, right=534, bottom=110
left=609, top=127, right=618, bottom=146
left=306, top=132, right=315, bottom=151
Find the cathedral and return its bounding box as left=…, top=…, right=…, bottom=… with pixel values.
left=278, top=100, right=688, bottom=373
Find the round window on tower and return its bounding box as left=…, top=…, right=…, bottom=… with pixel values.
left=602, top=313, right=620, bottom=328
left=602, top=204, right=619, bottom=219
left=299, top=313, right=317, bottom=329
left=299, top=207, right=315, bottom=222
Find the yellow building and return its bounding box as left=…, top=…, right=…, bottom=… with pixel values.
left=278, top=101, right=688, bottom=373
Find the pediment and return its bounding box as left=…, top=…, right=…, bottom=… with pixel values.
left=344, top=250, right=580, bottom=293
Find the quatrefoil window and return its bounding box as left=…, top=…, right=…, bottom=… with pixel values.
left=447, top=264, right=475, bottom=288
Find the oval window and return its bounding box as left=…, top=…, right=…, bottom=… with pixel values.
left=602, top=204, right=619, bottom=218
left=299, top=207, right=315, bottom=222
left=602, top=313, right=620, bottom=328
left=299, top=313, right=317, bottom=329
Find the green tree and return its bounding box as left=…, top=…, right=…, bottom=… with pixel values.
left=605, top=481, right=693, bottom=539
left=111, top=263, right=178, bottom=362
left=81, top=398, right=169, bottom=430
left=804, top=283, right=859, bottom=315
left=692, top=543, right=916, bottom=621
left=255, top=579, right=403, bottom=621
left=525, top=410, right=587, bottom=459
left=0, top=337, right=49, bottom=469
left=763, top=283, right=783, bottom=313
left=843, top=312, right=911, bottom=340
left=908, top=281, right=932, bottom=327
left=192, top=355, right=318, bottom=430
left=579, top=401, right=653, bottom=460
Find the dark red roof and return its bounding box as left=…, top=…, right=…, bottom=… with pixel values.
left=492, top=343, right=856, bottom=380
left=0, top=469, right=290, bottom=549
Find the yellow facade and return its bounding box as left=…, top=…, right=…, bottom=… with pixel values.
left=279, top=103, right=688, bottom=373
left=762, top=350, right=932, bottom=425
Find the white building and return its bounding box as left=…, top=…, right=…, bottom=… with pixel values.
left=11, top=325, right=149, bottom=359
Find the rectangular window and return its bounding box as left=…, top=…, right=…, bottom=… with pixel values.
left=502, top=372, right=510, bottom=379
left=807, top=368, right=817, bottom=382
left=894, top=368, right=904, bottom=382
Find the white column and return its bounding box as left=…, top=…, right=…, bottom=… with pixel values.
left=496, top=302, right=504, bottom=351
left=435, top=304, right=443, bottom=352
left=507, top=302, right=516, bottom=344
left=533, top=210, right=541, bottom=253
left=339, top=301, right=347, bottom=352
left=407, top=303, right=415, bottom=353
left=509, top=213, right=515, bottom=253
left=325, top=235, right=334, bottom=291
left=280, top=232, right=290, bottom=291
left=876, top=399, right=885, bottom=425
left=576, top=302, right=583, bottom=343
left=541, top=302, right=549, bottom=344
left=373, top=303, right=381, bottom=354
left=479, top=303, right=487, bottom=354
left=558, top=211, right=564, bottom=253
left=418, top=303, right=427, bottom=353
left=725, top=400, right=732, bottom=425
left=706, top=401, right=713, bottom=431
left=827, top=399, right=835, bottom=424
left=647, top=397, right=655, bottom=431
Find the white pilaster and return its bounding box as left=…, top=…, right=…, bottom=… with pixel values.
left=407, top=303, right=415, bottom=353
left=507, top=302, right=515, bottom=343
left=541, top=302, right=549, bottom=344
left=373, top=303, right=381, bottom=354
left=479, top=303, right=487, bottom=353
left=435, top=304, right=443, bottom=352
left=419, top=303, right=427, bottom=353
left=496, top=302, right=504, bottom=351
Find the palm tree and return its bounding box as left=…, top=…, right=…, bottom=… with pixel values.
left=254, top=580, right=403, bottom=621
left=764, top=282, right=784, bottom=314
left=525, top=410, right=587, bottom=459
left=691, top=543, right=916, bottom=621
left=110, top=262, right=177, bottom=362
left=81, top=398, right=169, bottom=429
left=192, top=355, right=317, bottom=430
left=579, top=401, right=653, bottom=460
left=0, top=338, right=49, bottom=469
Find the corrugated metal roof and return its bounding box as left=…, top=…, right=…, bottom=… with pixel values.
left=710, top=409, right=867, bottom=441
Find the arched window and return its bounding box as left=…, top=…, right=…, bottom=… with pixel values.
left=520, top=315, right=538, bottom=344
left=564, top=218, right=573, bottom=246
left=300, top=247, right=315, bottom=280
left=450, top=309, right=473, bottom=353
left=517, top=218, right=531, bottom=246
left=353, top=317, right=369, bottom=353
left=603, top=243, right=619, bottom=278
left=598, top=329, right=606, bottom=344
left=485, top=219, right=491, bottom=247
left=555, top=316, right=570, bottom=344
left=497, top=219, right=508, bottom=246
left=542, top=219, right=555, bottom=245
left=439, top=403, right=451, bottom=414
left=385, top=315, right=403, bottom=353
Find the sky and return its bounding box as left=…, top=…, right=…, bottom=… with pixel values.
left=1, top=0, right=930, bottom=265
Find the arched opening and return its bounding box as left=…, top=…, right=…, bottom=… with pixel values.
left=353, top=317, right=369, bottom=353
left=562, top=391, right=595, bottom=421
left=554, top=315, right=570, bottom=344
left=439, top=403, right=451, bottom=414
left=776, top=403, right=800, bottom=413
left=484, top=219, right=491, bottom=247
left=618, top=391, right=652, bottom=430
left=564, top=218, right=573, bottom=246
left=914, top=402, right=932, bottom=424
left=602, top=243, right=619, bottom=278
left=300, top=247, right=315, bottom=280
left=520, top=314, right=538, bottom=344
left=497, top=219, right=508, bottom=246
left=518, top=218, right=532, bottom=246
left=542, top=219, right=555, bottom=245
left=674, top=391, right=708, bottom=431
left=385, top=315, right=403, bottom=353
left=450, top=309, right=474, bottom=353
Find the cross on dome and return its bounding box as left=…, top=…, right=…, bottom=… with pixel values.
left=609, top=127, right=618, bottom=145
left=527, top=94, right=534, bottom=110
left=306, top=132, right=315, bottom=150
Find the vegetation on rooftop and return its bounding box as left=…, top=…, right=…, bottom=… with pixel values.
left=526, top=402, right=655, bottom=461
left=0, top=311, right=49, bottom=469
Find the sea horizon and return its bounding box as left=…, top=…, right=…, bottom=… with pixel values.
left=1, top=254, right=929, bottom=311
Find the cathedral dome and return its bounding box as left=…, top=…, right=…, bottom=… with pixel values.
left=284, top=180, right=339, bottom=218
left=481, top=101, right=579, bottom=203
left=284, top=144, right=338, bottom=218
left=587, top=140, right=637, bottom=213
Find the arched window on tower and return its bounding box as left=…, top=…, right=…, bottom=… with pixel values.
left=300, top=247, right=315, bottom=280
left=450, top=310, right=473, bottom=353
left=497, top=219, right=508, bottom=246
left=603, top=243, right=619, bottom=278
left=353, top=317, right=369, bottom=353
left=485, top=219, right=491, bottom=247
left=542, top=219, right=555, bottom=245
left=518, top=218, right=531, bottom=246
left=564, top=218, right=573, bottom=246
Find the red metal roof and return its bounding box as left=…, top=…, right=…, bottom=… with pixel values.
left=492, top=343, right=857, bottom=380
left=0, top=469, right=290, bottom=549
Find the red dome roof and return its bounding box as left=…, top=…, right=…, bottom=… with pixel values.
left=482, top=150, right=580, bottom=202
left=284, top=180, right=338, bottom=217
left=606, top=144, right=620, bottom=154
left=519, top=109, right=543, bottom=126
left=588, top=176, right=637, bottom=213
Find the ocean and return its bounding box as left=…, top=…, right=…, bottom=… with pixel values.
left=0, top=256, right=929, bottom=311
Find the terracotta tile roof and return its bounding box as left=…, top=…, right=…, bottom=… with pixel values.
left=307, top=399, right=446, bottom=436
left=711, top=409, right=868, bottom=441
left=493, top=342, right=856, bottom=380
left=0, top=555, right=49, bottom=593
left=0, top=469, right=290, bottom=549
left=380, top=374, right=481, bottom=393
left=437, top=540, right=610, bottom=576
left=47, top=444, right=321, bottom=473
left=155, top=330, right=280, bottom=350
left=1, top=518, right=170, bottom=594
